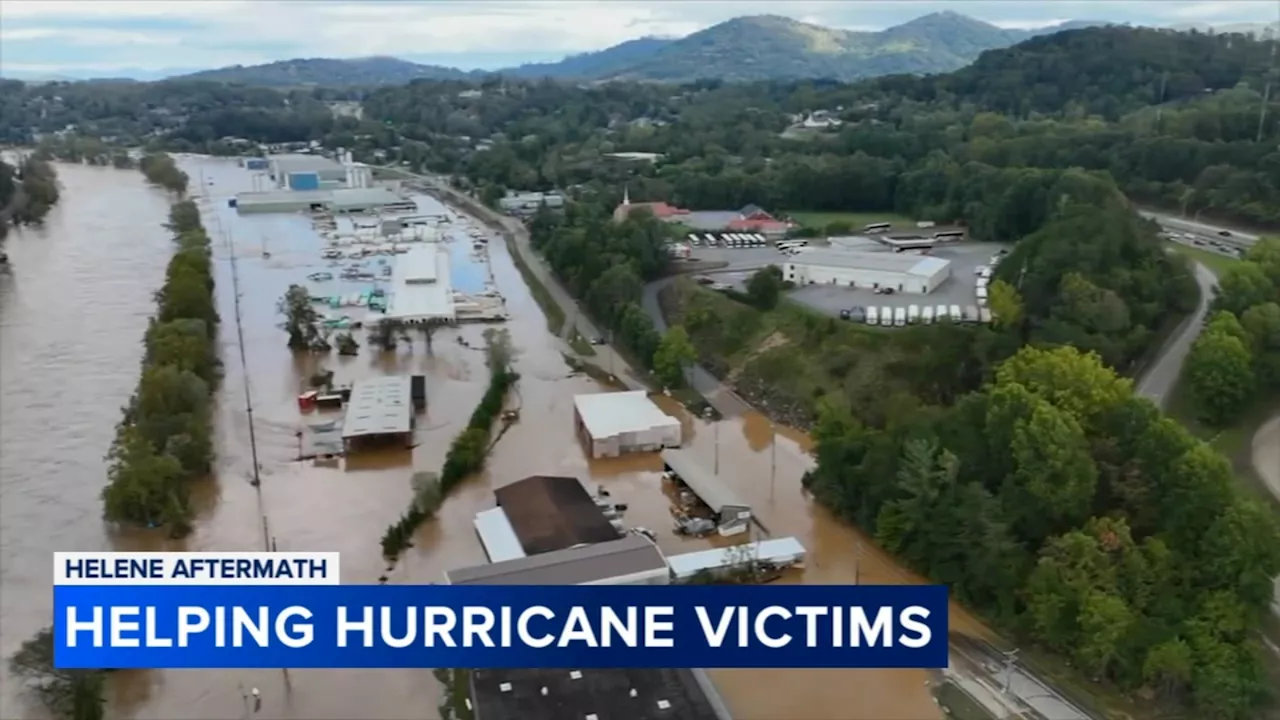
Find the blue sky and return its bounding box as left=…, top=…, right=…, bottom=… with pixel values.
left=0, top=0, right=1277, bottom=79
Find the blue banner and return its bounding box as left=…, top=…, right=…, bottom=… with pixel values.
left=54, top=584, right=948, bottom=669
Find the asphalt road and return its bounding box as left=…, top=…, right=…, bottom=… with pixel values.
left=1135, top=260, right=1219, bottom=408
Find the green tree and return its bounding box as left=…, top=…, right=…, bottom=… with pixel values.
left=1212, top=263, right=1275, bottom=317
left=745, top=265, right=784, bottom=310
left=987, top=279, right=1023, bottom=328
left=100, top=424, right=188, bottom=528
left=652, top=325, right=696, bottom=388
left=9, top=626, right=106, bottom=720
left=1185, top=323, right=1255, bottom=426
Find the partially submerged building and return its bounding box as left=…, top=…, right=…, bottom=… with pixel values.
left=666, top=537, right=807, bottom=582
left=444, top=533, right=669, bottom=586
left=488, top=475, right=622, bottom=557
left=470, top=667, right=729, bottom=720
left=340, top=376, right=414, bottom=451
left=661, top=449, right=751, bottom=535
left=498, top=190, right=565, bottom=218
left=380, top=245, right=456, bottom=325
left=573, top=391, right=682, bottom=459
left=232, top=187, right=408, bottom=215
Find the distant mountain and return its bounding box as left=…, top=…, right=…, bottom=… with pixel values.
left=503, top=37, right=675, bottom=79
left=139, top=11, right=1107, bottom=87
left=173, top=56, right=482, bottom=87
left=588, top=12, right=1106, bottom=83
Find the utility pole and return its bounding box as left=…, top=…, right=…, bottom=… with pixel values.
left=1155, top=71, right=1168, bottom=132
left=714, top=420, right=720, bottom=476
left=769, top=420, right=777, bottom=504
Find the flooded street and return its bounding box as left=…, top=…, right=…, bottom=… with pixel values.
left=1, top=157, right=973, bottom=719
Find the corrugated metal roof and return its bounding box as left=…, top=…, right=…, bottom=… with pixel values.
left=666, top=537, right=806, bottom=580
left=908, top=256, right=951, bottom=278
left=340, top=376, right=412, bottom=438
left=573, top=391, right=680, bottom=441
left=269, top=154, right=344, bottom=173
left=473, top=508, right=527, bottom=563
left=661, top=448, right=750, bottom=517
left=494, top=475, right=621, bottom=555
left=444, top=534, right=667, bottom=586
left=384, top=246, right=454, bottom=322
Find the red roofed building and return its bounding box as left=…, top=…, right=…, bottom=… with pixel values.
left=612, top=187, right=691, bottom=223
left=727, top=204, right=792, bottom=239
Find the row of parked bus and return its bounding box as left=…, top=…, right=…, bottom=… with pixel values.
left=859, top=304, right=993, bottom=327
left=685, top=232, right=769, bottom=248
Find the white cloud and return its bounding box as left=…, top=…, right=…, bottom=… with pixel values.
left=1, top=0, right=1278, bottom=75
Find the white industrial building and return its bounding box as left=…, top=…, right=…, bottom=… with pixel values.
left=379, top=245, right=456, bottom=324
left=783, top=249, right=951, bottom=294
left=233, top=187, right=409, bottom=214
left=573, top=391, right=682, bottom=459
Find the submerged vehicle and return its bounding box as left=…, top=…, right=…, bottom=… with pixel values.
left=308, top=271, right=334, bottom=282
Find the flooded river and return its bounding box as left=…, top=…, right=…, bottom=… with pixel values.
left=0, top=158, right=980, bottom=719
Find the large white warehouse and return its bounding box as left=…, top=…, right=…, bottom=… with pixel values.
left=573, top=391, right=682, bottom=459
left=783, top=249, right=951, bottom=295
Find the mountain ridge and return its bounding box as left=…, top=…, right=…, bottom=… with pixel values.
left=7, top=12, right=1125, bottom=86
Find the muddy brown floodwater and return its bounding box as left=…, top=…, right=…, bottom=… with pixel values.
left=1, top=157, right=989, bottom=719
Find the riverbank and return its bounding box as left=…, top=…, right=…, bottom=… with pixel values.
left=0, top=163, right=179, bottom=719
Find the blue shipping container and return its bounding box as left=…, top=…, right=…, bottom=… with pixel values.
left=245, top=158, right=268, bottom=170
left=288, top=172, right=320, bottom=191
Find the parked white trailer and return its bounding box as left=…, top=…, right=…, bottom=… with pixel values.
left=935, top=304, right=949, bottom=321
left=922, top=305, right=935, bottom=323
left=894, top=307, right=907, bottom=326
left=949, top=304, right=962, bottom=319
left=880, top=306, right=893, bottom=326
left=907, top=305, right=920, bottom=324
left=865, top=306, right=879, bottom=325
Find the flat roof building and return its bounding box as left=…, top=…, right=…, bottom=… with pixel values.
left=233, top=187, right=407, bottom=215
left=381, top=245, right=456, bottom=324
left=471, top=667, right=729, bottom=720
left=660, top=449, right=751, bottom=534
left=268, top=153, right=346, bottom=186
left=473, top=507, right=526, bottom=563
left=494, top=475, right=621, bottom=555
left=666, top=537, right=807, bottom=581
left=340, top=376, right=414, bottom=451
left=443, top=533, right=669, bottom=586
left=783, top=249, right=951, bottom=295
left=573, top=391, right=682, bottom=459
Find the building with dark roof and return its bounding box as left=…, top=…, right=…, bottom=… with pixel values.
left=494, top=475, right=621, bottom=556
left=443, top=533, right=668, bottom=586
left=471, top=667, right=729, bottom=720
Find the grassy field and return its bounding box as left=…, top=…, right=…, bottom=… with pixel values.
left=784, top=210, right=914, bottom=230
left=1167, top=241, right=1244, bottom=276
left=932, top=681, right=997, bottom=720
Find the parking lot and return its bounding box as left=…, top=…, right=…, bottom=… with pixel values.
left=786, top=243, right=1007, bottom=324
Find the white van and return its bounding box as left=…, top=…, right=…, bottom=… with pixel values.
left=976, top=276, right=990, bottom=289
left=978, top=266, right=993, bottom=279
left=949, top=304, right=962, bottom=319
left=894, top=307, right=907, bottom=326
left=922, top=305, right=935, bottom=324
left=865, top=306, right=879, bottom=325
left=976, top=287, right=989, bottom=306
left=907, top=305, right=920, bottom=324
left=936, top=304, right=949, bottom=321
left=880, top=307, right=893, bottom=326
